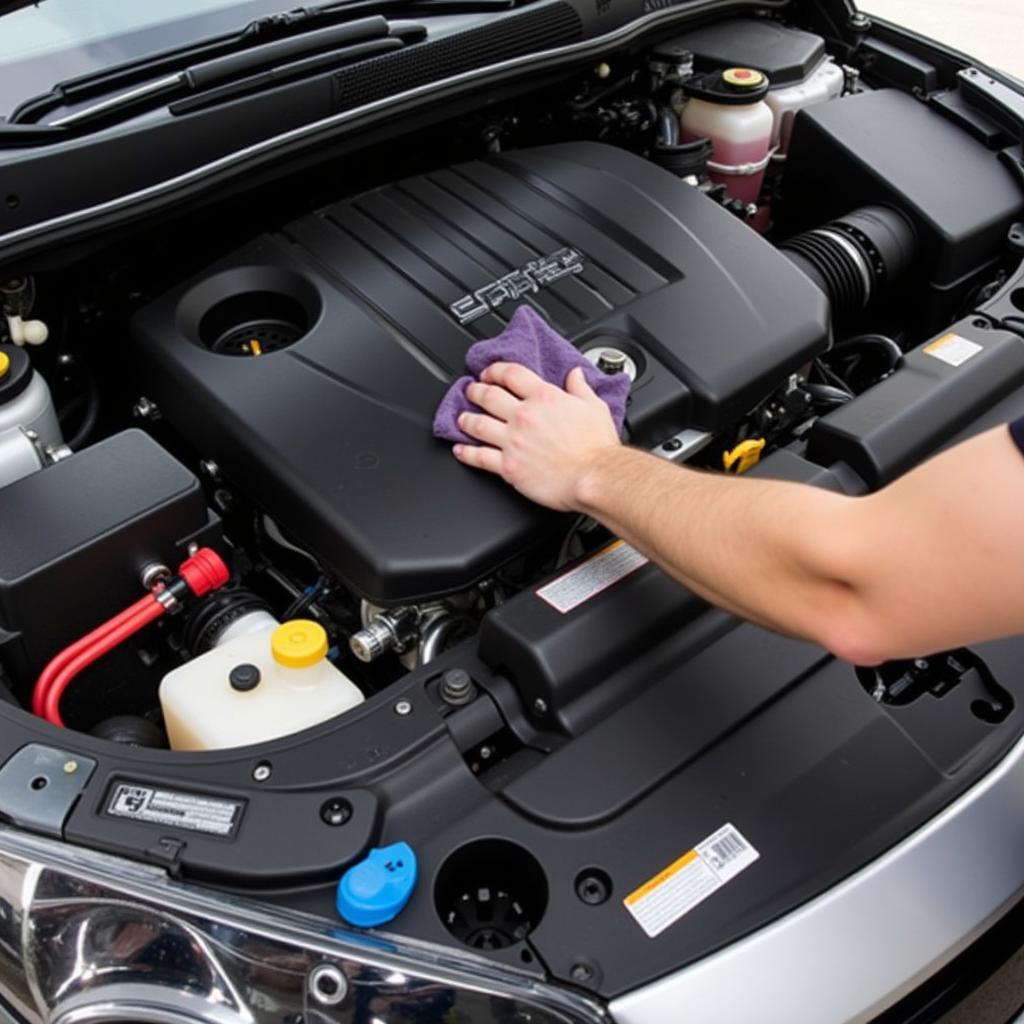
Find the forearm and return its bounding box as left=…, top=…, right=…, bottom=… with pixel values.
left=573, top=446, right=863, bottom=648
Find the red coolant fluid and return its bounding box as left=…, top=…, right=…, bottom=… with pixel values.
left=681, top=68, right=773, bottom=206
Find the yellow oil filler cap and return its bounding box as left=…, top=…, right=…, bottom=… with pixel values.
left=723, top=437, right=766, bottom=474
left=0, top=351, right=10, bottom=381
left=723, top=68, right=766, bottom=88
left=271, top=619, right=328, bottom=668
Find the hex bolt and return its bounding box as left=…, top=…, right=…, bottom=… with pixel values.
left=662, top=437, right=683, bottom=452
left=252, top=762, right=272, bottom=782
left=440, top=669, right=476, bottom=707
left=394, top=699, right=413, bottom=716
left=308, top=963, right=349, bottom=1007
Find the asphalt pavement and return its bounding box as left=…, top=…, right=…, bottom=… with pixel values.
left=863, top=0, right=1024, bottom=80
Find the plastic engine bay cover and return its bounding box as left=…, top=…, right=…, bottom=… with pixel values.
left=131, top=142, right=829, bottom=602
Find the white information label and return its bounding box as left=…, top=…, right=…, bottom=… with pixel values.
left=624, top=823, right=760, bottom=939
left=535, top=540, right=648, bottom=614
left=923, top=332, right=983, bottom=368
left=106, top=783, right=243, bottom=837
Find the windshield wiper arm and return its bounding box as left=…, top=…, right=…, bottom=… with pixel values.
left=49, top=15, right=391, bottom=128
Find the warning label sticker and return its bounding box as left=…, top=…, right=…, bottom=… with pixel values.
left=106, top=783, right=243, bottom=838
left=536, top=539, right=648, bottom=614
left=923, top=333, right=983, bottom=368
left=624, top=824, right=759, bottom=938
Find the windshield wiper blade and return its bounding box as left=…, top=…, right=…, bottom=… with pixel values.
left=48, top=15, right=391, bottom=128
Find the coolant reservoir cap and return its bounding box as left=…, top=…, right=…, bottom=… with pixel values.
left=723, top=67, right=765, bottom=88
left=271, top=619, right=328, bottom=668
left=337, top=842, right=418, bottom=927
left=683, top=68, right=770, bottom=105
left=0, top=345, right=31, bottom=401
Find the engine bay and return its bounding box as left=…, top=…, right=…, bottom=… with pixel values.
left=2, top=5, right=1024, bottom=1002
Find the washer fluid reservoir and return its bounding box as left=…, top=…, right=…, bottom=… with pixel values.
left=160, top=618, right=364, bottom=750
left=681, top=68, right=773, bottom=205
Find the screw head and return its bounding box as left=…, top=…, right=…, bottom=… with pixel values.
left=532, top=697, right=548, bottom=716
left=570, top=962, right=593, bottom=983
left=252, top=762, right=272, bottom=782
left=575, top=870, right=611, bottom=906
left=320, top=797, right=353, bottom=827
left=62, top=760, right=78, bottom=775
left=394, top=699, right=413, bottom=716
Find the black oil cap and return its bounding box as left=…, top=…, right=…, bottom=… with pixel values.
left=229, top=663, right=261, bottom=691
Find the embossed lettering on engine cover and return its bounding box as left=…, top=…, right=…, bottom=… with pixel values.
left=449, top=248, right=585, bottom=325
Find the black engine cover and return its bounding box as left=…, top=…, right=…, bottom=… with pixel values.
left=131, top=142, right=828, bottom=602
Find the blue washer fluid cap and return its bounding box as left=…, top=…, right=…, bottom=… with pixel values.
left=337, top=842, right=418, bottom=927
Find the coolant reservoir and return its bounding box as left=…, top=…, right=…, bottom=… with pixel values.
left=681, top=68, right=773, bottom=205
left=160, top=619, right=364, bottom=750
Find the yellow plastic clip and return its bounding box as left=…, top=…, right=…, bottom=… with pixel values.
left=722, top=438, right=766, bottom=474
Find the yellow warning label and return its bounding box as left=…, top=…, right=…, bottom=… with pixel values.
left=625, top=849, right=699, bottom=906
left=923, top=333, right=983, bottom=368
left=623, top=824, right=759, bottom=938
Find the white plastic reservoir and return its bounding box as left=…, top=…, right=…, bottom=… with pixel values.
left=681, top=68, right=774, bottom=205
left=160, top=618, right=364, bottom=751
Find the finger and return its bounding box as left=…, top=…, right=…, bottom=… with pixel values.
left=466, top=381, right=519, bottom=421
left=453, top=443, right=503, bottom=475
left=459, top=411, right=507, bottom=448
left=481, top=362, right=547, bottom=399
left=565, top=366, right=599, bottom=401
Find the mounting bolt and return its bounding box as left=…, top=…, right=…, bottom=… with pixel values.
left=570, top=962, right=593, bottom=983
left=252, top=762, right=272, bottom=782
left=848, top=10, right=870, bottom=29
left=62, top=760, right=78, bottom=775
left=320, top=797, right=353, bottom=827
left=532, top=697, right=548, bottom=716
left=394, top=699, right=413, bottom=716
left=575, top=870, right=611, bottom=906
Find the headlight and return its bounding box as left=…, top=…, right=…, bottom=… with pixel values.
left=0, top=828, right=606, bottom=1024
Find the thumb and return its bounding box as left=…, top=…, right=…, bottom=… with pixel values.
left=566, top=366, right=599, bottom=402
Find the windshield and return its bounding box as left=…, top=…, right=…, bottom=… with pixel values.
left=0, top=0, right=297, bottom=120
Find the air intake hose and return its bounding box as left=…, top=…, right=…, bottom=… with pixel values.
left=780, top=205, right=916, bottom=320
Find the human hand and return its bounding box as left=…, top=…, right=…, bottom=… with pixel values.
left=452, top=362, right=621, bottom=511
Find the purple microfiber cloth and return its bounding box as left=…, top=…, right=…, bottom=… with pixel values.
left=433, top=304, right=631, bottom=445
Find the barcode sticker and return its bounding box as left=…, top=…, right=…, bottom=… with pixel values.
left=624, top=823, right=759, bottom=938
left=535, top=539, right=648, bottom=614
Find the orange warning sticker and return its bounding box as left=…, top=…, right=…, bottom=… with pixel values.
left=923, top=333, right=983, bottom=368
left=624, top=824, right=759, bottom=938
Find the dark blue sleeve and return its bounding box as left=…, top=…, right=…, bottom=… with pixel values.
left=1010, top=417, right=1024, bottom=455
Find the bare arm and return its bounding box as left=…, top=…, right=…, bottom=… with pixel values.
left=453, top=362, right=1024, bottom=664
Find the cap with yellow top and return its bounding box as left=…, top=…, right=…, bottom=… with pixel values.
left=271, top=619, right=328, bottom=668
left=723, top=67, right=766, bottom=88
left=0, top=350, right=10, bottom=381
left=682, top=67, right=771, bottom=105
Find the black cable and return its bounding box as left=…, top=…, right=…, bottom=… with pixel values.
left=62, top=369, right=100, bottom=450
